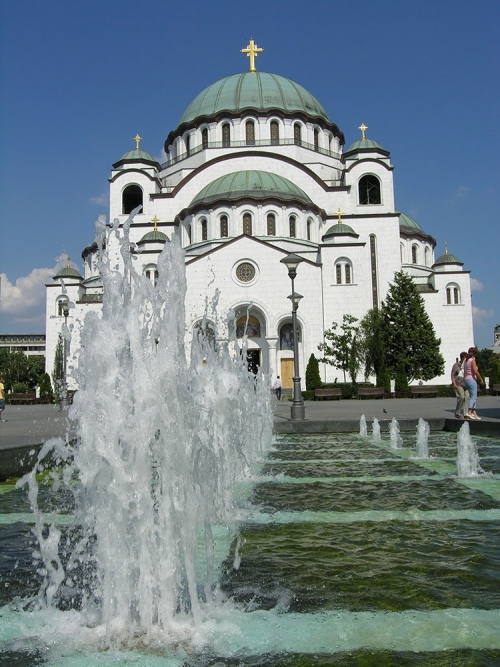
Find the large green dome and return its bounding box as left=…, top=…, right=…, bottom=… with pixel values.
left=191, top=170, right=312, bottom=207
left=179, top=72, right=330, bottom=125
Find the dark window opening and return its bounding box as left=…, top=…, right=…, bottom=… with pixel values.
left=122, top=185, right=143, bottom=214
left=267, top=213, right=276, bottom=236
left=294, top=123, right=302, bottom=146
left=201, top=218, right=207, bottom=241
left=359, top=175, right=381, bottom=205
left=222, top=124, right=230, bottom=148
left=202, top=128, right=208, bottom=149
left=270, top=121, right=279, bottom=145
left=246, top=121, right=255, bottom=146
left=243, top=213, right=252, bottom=235
left=220, top=215, right=228, bottom=238
left=289, top=215, right=296, bottom=238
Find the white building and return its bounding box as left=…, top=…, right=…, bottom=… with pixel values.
left=45, top=41, right=474, bottom=389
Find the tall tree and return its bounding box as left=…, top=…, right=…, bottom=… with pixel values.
left=52, top=334, right=65, bottom=398
left=359, top=308, right=387, bottom=384
left=305, top=353, right=322, bottom=390
left=318, top=314, right=360, bottom=383
left=381, top=271, right=444, bottom=384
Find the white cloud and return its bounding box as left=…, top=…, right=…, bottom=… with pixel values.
left=451, top=185, right=470, bottom=201
left=0, top=255, right=80, bottom=331
left=90, top=192, right=109, bottom=207
left=470, top=277, right=484, bottom=292
left=472, top=305, right=494, bottom=326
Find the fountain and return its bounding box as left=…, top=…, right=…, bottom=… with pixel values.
left=415, top=417, right=430, bottom=459
left=10, top=212, right=273, bottom=652
left=371, top=417, right=381, bottom=443
left=456, top=421, right=485, bottom=478
left=389, top=417, right=403, bottom=449
left=359, top=414, right=367, bottom=437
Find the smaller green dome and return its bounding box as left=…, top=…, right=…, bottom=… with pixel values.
left=398, top=211, right=424, bottom=233
left=322, top=222, right=358, bottom=241
left=433, top=251, right=463, bottom=267
left=138, top=230, right=168, bottom=245
left=119, top=148, right=157, bottom=163
left=345, top=137, right=386, bottom=153
left=191, top=170, right=311, bottom=207
left=54, top=266, right=82, bottom=280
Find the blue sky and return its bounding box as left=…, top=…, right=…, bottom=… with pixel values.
left=0, top=0, right=498, bottom=349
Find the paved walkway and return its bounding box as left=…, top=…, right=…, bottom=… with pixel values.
left=1, top=398, right=499, bottom=480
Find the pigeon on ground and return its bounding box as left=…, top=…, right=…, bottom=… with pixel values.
left=383, top=408, right=387, bottom=414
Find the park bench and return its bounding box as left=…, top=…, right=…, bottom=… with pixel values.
left=314, top=387, right=342, bottom=400
left=357, top=387, right=385, bottom=399
left=492, top=384, right=500, bottom=396
left=7, top=392, right=37, bottom=405
left=409, top=385, right=439, bottom=398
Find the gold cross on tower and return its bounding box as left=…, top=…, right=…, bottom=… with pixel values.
left=358, top=123, right=368, bottom=140
left=240, top=39, right=264, bottom=72
left=133, top=134, right=142, bottom=150
left=445, top=241, right=448, bottom=255
left=336, top=208, right=343, bottom=224
left=152, top=215, right=159, bottom=231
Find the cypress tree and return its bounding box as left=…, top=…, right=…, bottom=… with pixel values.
left=381, top=271, right=445, bottom=384
left=305, top=353, right=322, bottom=390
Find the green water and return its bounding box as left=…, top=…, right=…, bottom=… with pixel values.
left=1, top=430, right=499, bottom=666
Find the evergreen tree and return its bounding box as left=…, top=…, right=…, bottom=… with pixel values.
left=305, top=353, right=322, bottom=390
left=381, top=271, right=444, bottom=383
left=39, top=373, right=53, bottom=398
left=318, top=314, right=360, bottom=383
left=359, top=308, right=387, bottom=385
left=52, top=334, right=65, bottom=398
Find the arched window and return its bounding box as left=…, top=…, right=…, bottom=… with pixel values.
left=144, top=265, right=159, bottom=286
left=185, top=134, right=191, bottom=156
left=307, top=218, right=312, bottom=241
left=267, top=213, right=276, bottom=235
left=236, top=315, right=261, bottom=338
left=335, top=259, right=353, bottom=285
left=314, top=128, right=319, bottom=151
left=280, top=322, right=300, bottom=349
left=200, top=218, right=207, bottom=241
left=270, top=120, right=279, bottom=145
left=194, top=321, right=216, bottom=349
left=186, top=224, right=192, bottom=245
left=412, top=244, right=418, bottom=264
left=246, top=120, right=255, bottom=146
left=122, top=184, right=143, bottom=214
left=243, top=213, right=252, bottom=235
left=222, top=123, right=230, bottom=148
left=294, top=123, right=302, bottom=146
left=57, top=298, right=68, bottom=317
left=202, top=128, right=208, bottom=149
left=220, top=215, right=228, bottom=238
left=446, top=284, right=460, bottom=304
left=359, top=175, right=381, bottom=205
left=424, top=246, right=430, bottom=266
left=289, top=215, right=296, bottom=238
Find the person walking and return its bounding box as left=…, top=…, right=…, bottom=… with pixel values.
left=273, top=376, right=282, bottom=401
left=463, top=347, right=485, bottom=420
left=451, top=352, right=469, bottom=419
left=0, top=375, right=6, bottom=422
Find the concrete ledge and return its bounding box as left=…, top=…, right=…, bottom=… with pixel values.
left=0, top=443, right=44, bottom=482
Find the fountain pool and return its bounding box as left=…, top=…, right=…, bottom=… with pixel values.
left=1, top=429, right=499, bottom=665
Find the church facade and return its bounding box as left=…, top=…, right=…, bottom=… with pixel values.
left=45, top=41, right=474, bottom=389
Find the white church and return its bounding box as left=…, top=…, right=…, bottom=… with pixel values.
left=45, top=40, right=474, bottom=390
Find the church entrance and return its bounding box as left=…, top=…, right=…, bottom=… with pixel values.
left=246, top=349, right=260, bottom=374
left=280, top=358, right=294, bottom=388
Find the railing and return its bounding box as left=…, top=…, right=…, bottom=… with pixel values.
left=161, top=138, right=342, bottom=169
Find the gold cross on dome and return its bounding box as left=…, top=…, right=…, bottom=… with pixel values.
left=359, top=123, right=368, bottom=140
left=336, top=208, right=343, bottom=224
left=67, top=256, right=71, bottom=268
left=152, top=215, right=159, bottom=231
left=445, top=241, right=448, bottom=255
left=240, top=39, right=264, bottom=72
left=133, top=134, right=142, bottom=150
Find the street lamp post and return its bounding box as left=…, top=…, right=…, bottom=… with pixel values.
left=59, top=301, right=70, bottom=410
left=280, top=253, right=306, bottom=420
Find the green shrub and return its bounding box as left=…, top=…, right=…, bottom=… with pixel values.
left=13, top=382, right=30, bottom=394
left=302, top=390, right=315, bottom=401
left=39, top=373, right=53, bottom=398
left=438, top=385, right=455, bottom=398
left=395, top=366, right=409, bottom=392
